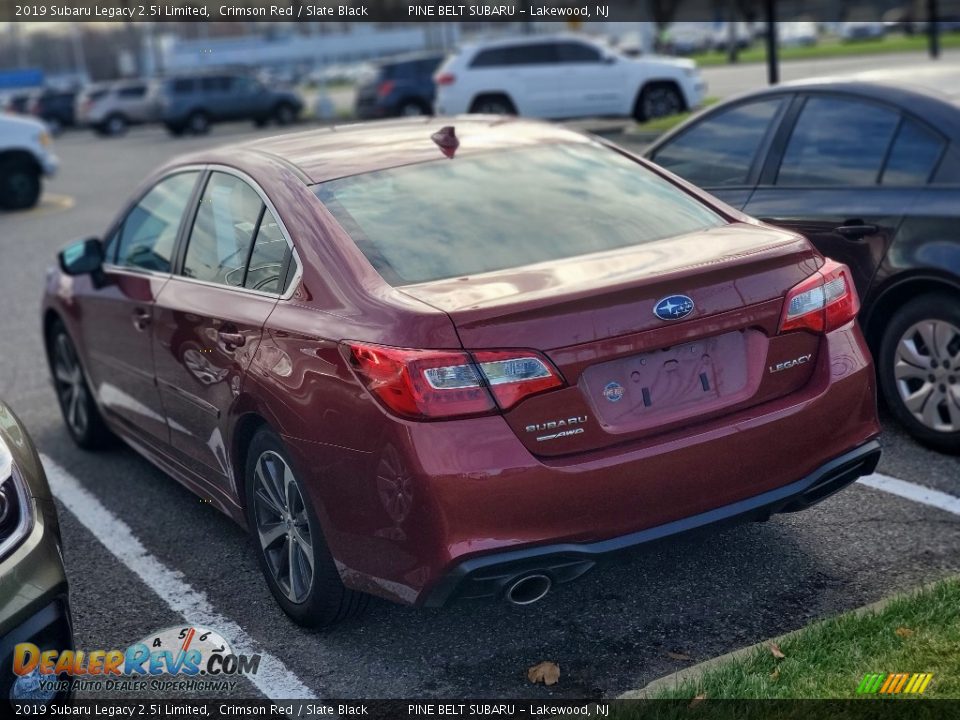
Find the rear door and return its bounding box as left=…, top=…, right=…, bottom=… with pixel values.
left=151, top=170, right=293, bottom=490
left=744, top=93, right=910, bottom=300
left=555, top=40, right=626, bottom=117
left=647, top=94, right=790, bottom=209
left=81, top=171, right=202, bottom=446
left=470, top=42, right=562, bottom=117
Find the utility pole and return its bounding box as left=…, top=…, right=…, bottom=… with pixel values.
left=764, top=0, right=778, bottom=85
left=928, top=0, right=941, bottom=59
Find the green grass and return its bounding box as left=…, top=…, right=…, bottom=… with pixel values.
left=691, top=33, right=960, bottom=66
left=647, top=578, right=960, bottom=700
left=628, top=96, right=719, bottom=135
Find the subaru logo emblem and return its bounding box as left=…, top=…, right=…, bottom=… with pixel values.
left=602, top=381, right=625, bottom=403
left=653, top=295, right=695, bottom=321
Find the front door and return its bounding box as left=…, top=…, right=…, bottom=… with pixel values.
left=80, top=170, right=202, bottom=446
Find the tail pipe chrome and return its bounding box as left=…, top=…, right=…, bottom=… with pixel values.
left=505, top=573, right=552, bottom=605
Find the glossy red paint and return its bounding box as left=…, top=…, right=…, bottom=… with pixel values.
left=41, top=117, right=881, bottom=608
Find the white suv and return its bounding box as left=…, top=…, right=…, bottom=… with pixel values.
left=0, top=113, right=58, bottom=210
left=434, top=34, right=706, bottom=121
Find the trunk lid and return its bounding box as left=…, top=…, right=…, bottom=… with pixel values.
left=401, top=223, right=824, bottom=457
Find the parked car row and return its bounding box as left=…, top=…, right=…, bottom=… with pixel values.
left=3, top=72, right=304, bottom=139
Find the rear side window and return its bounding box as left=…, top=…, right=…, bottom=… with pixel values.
left=471, top=43, right=558, bottom=68
left=171, top=78, right=196, bottom=94
left=776, top=96, right=899, bottom=186
left=118, top=85, right=146, bottom=98
left=652, top=98, right=784, bottom=187
left=244, top=210, right=290, bottom=294
left=201, top=76, right=230, bottom=92
left=315, top=143, right=723, bottom=285
left=881, top=119, right=945, bottom=185
left=557, top=41, right=602, bottom=63
left=182, top=173, right=264, bottom=287
left=114, top=172, right=200, bottom=272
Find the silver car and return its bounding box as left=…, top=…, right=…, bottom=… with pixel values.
left=75, top=81, right=157, bottom=136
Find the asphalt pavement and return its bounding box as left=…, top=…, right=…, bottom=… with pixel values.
left=2, top=91, right=959, bottom=701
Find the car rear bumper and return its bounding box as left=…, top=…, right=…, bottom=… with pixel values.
left=288, top=323, right=881, bottom=607
left=422, top=439, right=880, bottom=606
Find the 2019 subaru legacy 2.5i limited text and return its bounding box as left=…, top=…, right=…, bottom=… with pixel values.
left=42, top=118, right=881, bottom=627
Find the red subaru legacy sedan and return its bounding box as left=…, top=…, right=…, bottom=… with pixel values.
left=42, top=117, right=881, bottom=627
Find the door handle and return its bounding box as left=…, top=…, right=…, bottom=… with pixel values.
left=217, top=330, right=246, bottom=348
left=131, top=308, right=151, bottom=331
left=835, top=221, right=879, bottom=239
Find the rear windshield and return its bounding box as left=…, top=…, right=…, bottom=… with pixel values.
left=314, top=143, right=724, bottom=285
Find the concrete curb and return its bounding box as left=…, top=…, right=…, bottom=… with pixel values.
left=618, top=576, right=959, bottom=699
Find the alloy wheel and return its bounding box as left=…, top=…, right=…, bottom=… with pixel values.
left=53, top=333, right=89, bottom=438
left=252, top=451, right=314, bottom=604
left=894, top=319, right=960, bottom=432
left=643, top=88, right=681, bottom=119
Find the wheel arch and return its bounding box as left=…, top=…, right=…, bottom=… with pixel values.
left=633, top=78, right=688, bottom=118
left=863, top=271, right=960, bottom=354
left=0, top=148, right=42, bottom=174
left=468, top=91, right=517, bottom=114
left=229, top=409, right=271, bottom=509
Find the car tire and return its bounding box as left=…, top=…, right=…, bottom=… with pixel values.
left=103, top=114, right=128, bottom=136
left=878, top=293, right=960, bottom=454
left=469, top=94, right=516, bottom=115
left=273, top=103, right=296, bottom=126
left=635, top=83, right=684, bottom=121
left=186, top=111, right=210, bottom=135
left=165, top=122, right=185, bottom=137
left=47, top=320, right=114, bottom=450
left=0, top=157, right=41, bottom=210
left=245, top=427, right=369, bottom=628
left=398, top=99, right=430, bottom=117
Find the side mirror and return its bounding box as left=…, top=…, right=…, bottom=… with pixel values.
left=59, top=237, right=104, bottom=276
left=603, top=54, right=618, bottom=64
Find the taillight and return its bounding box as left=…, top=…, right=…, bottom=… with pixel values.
left=345, top=343, right=563, bottom=420
left=779, top=259, right=860, bottom=334
left=376, top=80, right=395, bottom=99
left=434, top=72, right=456, bottom=86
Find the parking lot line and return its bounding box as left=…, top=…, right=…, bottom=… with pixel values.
left=858, top=473, right=960, bottom=516
left=40, top=453, right=319, bottom=702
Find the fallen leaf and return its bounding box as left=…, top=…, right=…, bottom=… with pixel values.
left=770, top=667, right=781, bottom=681
left=689, top=693, right=707, bottom=708
left=527, top=661, right=560, bottom=686
left=895, top=627, right=915, bottom=638
left=666, top=651, right=692, bottom=661
left=769, top=643, right=786, bottom=660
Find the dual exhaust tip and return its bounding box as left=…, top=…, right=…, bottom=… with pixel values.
left=505, top=573, right=552, bottom=606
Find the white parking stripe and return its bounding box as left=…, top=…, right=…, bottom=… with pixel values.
left=41, top=454, right=318, bottom=702
left=858, top=473, right=960, bottom=516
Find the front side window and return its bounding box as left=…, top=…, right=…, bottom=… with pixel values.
left=181, top=173, right=264, bottom=287
left=651, top=98, right=784, bottom=187
left=118, top=85, right=146, bottom=98
left=114, top=172, right=200, bottom=272
left=315, top=143, right=723, bottom=285
left=777, top=96, right=899, bottom=186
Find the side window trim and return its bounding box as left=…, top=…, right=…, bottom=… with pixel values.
left=239, top=204, right=268, bottom=289
left=171, top=168, right=211, bottom=277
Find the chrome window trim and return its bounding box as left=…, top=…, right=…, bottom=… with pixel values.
left=105, top=163, right=303, bottom=301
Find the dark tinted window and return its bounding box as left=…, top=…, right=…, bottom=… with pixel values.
left=201, top=76, right=230, bottom=92
left=777, top=96, right=899, bottom=186
left=118, top=85, right=146, bottom=98
left=471, top=43, right=558, bottom=68
left=557, top=41, right=602, bottom=63
left=182, top=173, right=264, bottom=287
left=315, top=143, right=723, bottom=285
left=115, top=172, right=199, bottom=272
left=171, top=78, right=196, bottom=94
left=882, top=119, right=945, bottom=185
left=652, top=98, right=784, bottom=187
left=244, top=210, right=290, bottom=294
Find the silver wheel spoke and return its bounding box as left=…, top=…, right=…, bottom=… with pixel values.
left=894, top=360, right=928, bottom=382
left=903, top=383, right=934, bottom=415
left=254, top=485, right=284, bottom=519
left=933, top=321, right=956, bottom=361
left=922, top=392, right=944, bottom=429
left=54, top=366, right=73, bottom=384
left=917, top=321, right=938, bottom=358
left=897, top=338, right=928, bottom=369
left=257, top=520, right=286, bottom=549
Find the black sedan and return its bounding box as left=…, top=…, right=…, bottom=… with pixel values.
left=646, top=79, right=960, bottom=453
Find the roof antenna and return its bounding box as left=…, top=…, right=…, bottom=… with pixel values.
left=431, top=126, right=459, bottom=159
